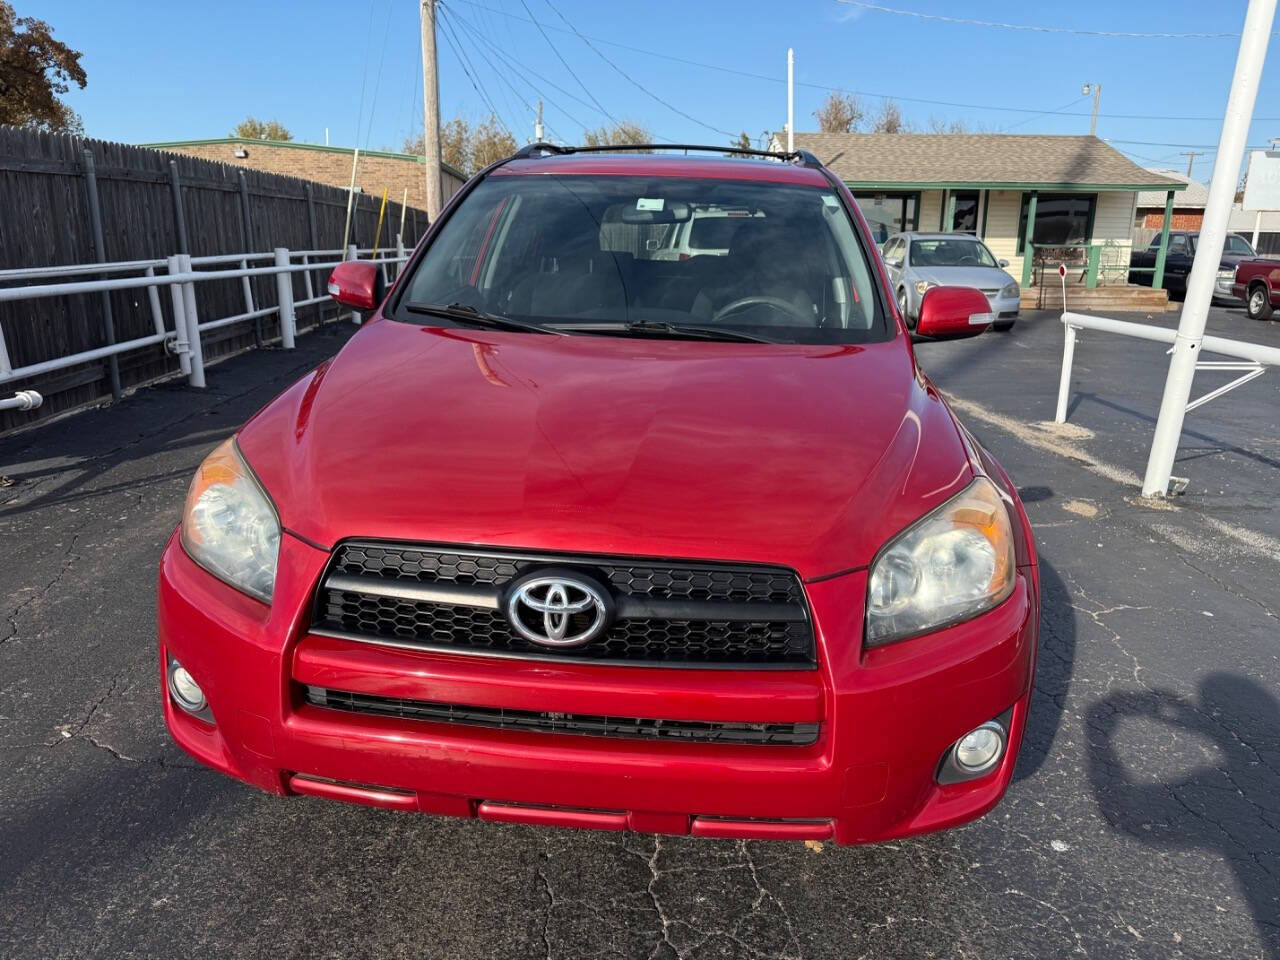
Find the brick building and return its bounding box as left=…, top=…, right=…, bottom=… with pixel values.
left=142, top=138, right=467, bottom=212
left=1134, top=170, right=1208, bottom=235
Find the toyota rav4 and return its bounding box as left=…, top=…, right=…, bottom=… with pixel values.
left=158, top=144, right=1039, bottom=845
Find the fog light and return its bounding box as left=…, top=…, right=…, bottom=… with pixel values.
left=954, top=721, right=1005, bottom=772
left=167, top=660, right=206, bottom=713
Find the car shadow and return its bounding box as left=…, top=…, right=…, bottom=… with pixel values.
left=1086, top=674, right=1280, bottom=958
left=1013, top=559, right=1073, bottom=784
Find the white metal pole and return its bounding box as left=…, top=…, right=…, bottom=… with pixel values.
left=179, top=254, right=206, bottom=388
left=786, top=48, right=795, bottom=153
left=535, top=100, right=544, bottom=142
left=1253, top=209, right=1263, bottom=248
left=398, top=187, right=409, bottom=244
left=1055, top=324, right=1078, bottom=423
left=274, top=248, right=296, bottom=349
left=341, top=148, right=360, bottom=257
left=1142, top=0, right=1276, bottom=497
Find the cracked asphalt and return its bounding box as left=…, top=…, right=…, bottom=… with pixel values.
left=2, top=308, right=1278, bottom=959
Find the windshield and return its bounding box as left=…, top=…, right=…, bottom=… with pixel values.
left=910, top=238, right=998, bottom=268
left=396, top=174, right=886, bottom=344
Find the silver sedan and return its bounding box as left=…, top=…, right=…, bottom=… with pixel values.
left=882, top=233, right=1021, bottom=331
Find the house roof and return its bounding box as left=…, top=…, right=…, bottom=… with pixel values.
left=1137, top=170, right=1210, bottom=208
left=141, top=137, right=468, bottom=181
left=789, top=133, right=1186, bottom=192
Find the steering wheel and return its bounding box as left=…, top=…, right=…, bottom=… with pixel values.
left=711, top=295, right=812, bottom=326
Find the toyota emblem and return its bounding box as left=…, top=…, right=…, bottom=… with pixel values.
left=505, top=570, right=612, bottom=648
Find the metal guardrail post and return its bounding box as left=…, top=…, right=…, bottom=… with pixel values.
left=274, top=248, right=296, bottom=349
left=180, top=254, right=206, bottom=387
left=82, top=149, right=122, bottom=400
left=0, top=389, right=42, bottom=412
left=144, top=265, right=165, bottom=338
left=166, top=255, right=191, bottom=376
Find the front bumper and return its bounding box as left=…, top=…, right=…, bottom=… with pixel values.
left=158, top=531, right=1039, bottom=845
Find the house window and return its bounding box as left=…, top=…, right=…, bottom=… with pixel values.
left=1017, top=193, right=1095, bottom=249
left=852, top=192, right=919, bottom=246
left=950, top=191, right=980, bottom=233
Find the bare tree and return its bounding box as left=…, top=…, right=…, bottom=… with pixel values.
left=730, top=131, right=752, bottom=152
left=0, top=2, right=85, bottom=132
left=231, top=117, right=292, bottom=141
left=926, top=115, right=978, bottom=134
left=582, top=121, right=652, bottom=148
left=813, top=91, right=864, bottom=133
left=870, top=98, right=910, bottom=134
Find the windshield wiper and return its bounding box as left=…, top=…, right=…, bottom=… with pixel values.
left=403, top=301, right=563, bottom=335
left=555, top=319, right=776, bottom=343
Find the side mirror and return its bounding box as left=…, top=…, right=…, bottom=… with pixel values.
left=997, top=258, right=1009, bottom=268
left=327, top=260, right=381, bottom=311
left=914, top=286, right=993, bottom=340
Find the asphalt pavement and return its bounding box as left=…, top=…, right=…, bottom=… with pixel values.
left=1, top=306, right=1278, bottom=959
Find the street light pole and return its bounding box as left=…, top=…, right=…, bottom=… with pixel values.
left=1082, top=82, right=1102, bottom=135
left=787, top=48, right=795, bottom=152
left=420, top=0, right=443, bottom=221
left=1142, top=0, right=1277, bottom=497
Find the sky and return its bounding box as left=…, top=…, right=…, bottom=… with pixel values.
left=23, top=0, right=1280, bottom=181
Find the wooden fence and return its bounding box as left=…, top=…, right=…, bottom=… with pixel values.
left=0, top=125, right=431, bottom=433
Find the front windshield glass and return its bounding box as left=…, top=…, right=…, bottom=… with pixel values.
left=396, top=174, right=886, bottom=344
left=910, top=238, right=998, bottom=268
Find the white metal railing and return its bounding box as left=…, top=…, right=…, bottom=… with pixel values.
left=1054, top=310, right=1279, bottom=425
left=0, top=240, right=409, bottom=398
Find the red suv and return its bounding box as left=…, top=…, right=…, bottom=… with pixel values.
left=158, top=145, right=1039, bottom=845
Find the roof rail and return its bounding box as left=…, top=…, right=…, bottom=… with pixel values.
left=511, top=142, right=823, bottom=168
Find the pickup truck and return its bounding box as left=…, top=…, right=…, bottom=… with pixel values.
left=1231, top=258, right=1280, bottom=319
left=1128, top=230, right=1257, bottom=302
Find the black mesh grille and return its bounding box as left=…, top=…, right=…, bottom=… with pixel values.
left=313, top=542, right=815, bottom=668
left=305, top=686, right=820, bottom=745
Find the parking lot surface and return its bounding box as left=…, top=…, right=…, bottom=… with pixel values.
left=2, top=307, right=1278, bottom=959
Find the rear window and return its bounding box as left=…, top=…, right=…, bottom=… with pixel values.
left=395, top=174, right=888, bottom=344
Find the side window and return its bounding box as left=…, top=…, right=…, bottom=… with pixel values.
left=883, top=237, right=903, bottom=264
left=1169, top=236, right=1188, bottom=255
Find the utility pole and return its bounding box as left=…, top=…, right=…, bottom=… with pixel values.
left=1143, top=0, right=1276, bottom=497
left=786, top=48, right=795, bottom=152
left=535, top=100, right=544, bottom=143
left=1179, top=151, right=1203, bottom=177
left=1082, top=82, right=1102, bottom=135
left=420, top=0, right=442, bottom=221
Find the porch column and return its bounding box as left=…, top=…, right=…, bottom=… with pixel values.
left=1021, top=191, right=1038, bottom=287
left=1151, top=189, right=1175, bottom=288
left=944, top=190, right=956, bottom=233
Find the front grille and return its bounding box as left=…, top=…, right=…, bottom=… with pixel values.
left=311, top=542, right=815, bottom=668
left=305, top=686, right=820, bottom=745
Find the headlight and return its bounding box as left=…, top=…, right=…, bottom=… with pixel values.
left=914, top=280, right=935, bottom=296
left=181, top=438, right=280, bottom=603
left=866, top=477, right=1016, bottom=646
left=1000, top=281, right=1019, bottom=299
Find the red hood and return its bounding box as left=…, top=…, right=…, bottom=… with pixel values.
left=237, top=320, right=973, bottom=579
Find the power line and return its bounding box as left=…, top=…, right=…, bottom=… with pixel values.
left=517, top=0, right=620, bottom=126
left=441, top=6, right=525, bottom=136
left=361, top=0, right=396, bottom=150
left=1001, top=95, right=1089, bottom=133
left=539, top=0, right=736, bottom=138
left=441, top=4, right=567, bottom=141
left=834, top=1, right=1260, bottom=40
left=448, top=0, right=1280, bottom=124
left=436, top=7, right=516, bottom=138
left=443, top=6, right=600, bottom=137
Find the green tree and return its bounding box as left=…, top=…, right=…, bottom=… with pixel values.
left=232, top=116, right=292, bottom=141
left=404, top=113, right=517, bottom=176
left=0, top=2, right=85, bottom=133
